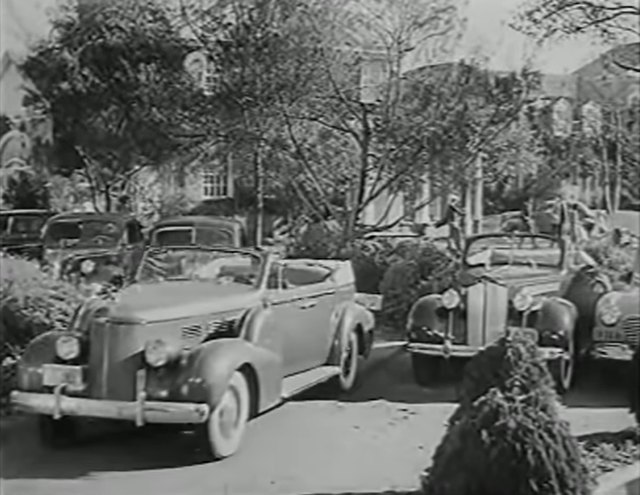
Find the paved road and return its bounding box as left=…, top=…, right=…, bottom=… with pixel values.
left=1, top=346, right=635, bottom=495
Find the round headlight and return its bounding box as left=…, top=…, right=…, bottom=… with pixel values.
left=441, top=289, right=461, bottom=309
left=81, top=259, right=96, bottom=275
left=144, top=339, right=171, bottom=368
left=55, top=335, right=80, bottom=361
left=513, top=289, right=533, bottom=312
left=599, top=295, right=621, bottom=326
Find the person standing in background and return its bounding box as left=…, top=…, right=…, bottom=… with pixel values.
left=434, top=193, right=464, bottom=254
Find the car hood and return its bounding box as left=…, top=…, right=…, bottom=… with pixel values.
left=45, top=247, right=117, bottom=262
left=462, top=265, right=562, bottom=296
left=109, top=281, right=260, bottom=323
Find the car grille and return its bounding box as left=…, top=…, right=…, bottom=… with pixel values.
left=465, top=281, right=508, bottom=348
left=622, top=315, right=640, bottom=348
left=181, top=324, right=204, bottom=347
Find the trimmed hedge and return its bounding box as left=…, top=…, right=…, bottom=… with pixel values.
left=1, top=255, right=86, bottom=409
left=422, top=336, right=591, bottom=495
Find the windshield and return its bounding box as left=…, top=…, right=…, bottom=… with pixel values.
left=152, top=227, right=234, bottom=247
left=44, top=219, right=122, bottom=248
left=138, top=248, right=262, bottom=286
left=465, top=235, right=562, bottom=268
left=1, top=215, right=47, bottom=237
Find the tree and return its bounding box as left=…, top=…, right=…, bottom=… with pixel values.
left=516, top=1, right=640, bottom=72
left=21, top=0, right=203, bottom=212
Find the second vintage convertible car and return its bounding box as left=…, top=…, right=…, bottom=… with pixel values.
left=11, top=245, right=379, bottom=459
left=405, top=233, right=608, bottom=393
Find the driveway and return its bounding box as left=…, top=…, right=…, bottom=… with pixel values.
left=1, top=345, right=635, bottom=495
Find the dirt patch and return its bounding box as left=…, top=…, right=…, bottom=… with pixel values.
left=579, top=427, right=640, bottom=484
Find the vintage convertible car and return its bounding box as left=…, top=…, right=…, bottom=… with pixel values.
left=11, top=246, right=379, bottom=459
left=41, top=212, right=145, bottom=293
left=405, top=233, right=608, bottom=393
left=0, top=209, right=52, bottom=260
left=148, top=216, right=249, bottom=249
left=590, top=245, right=639, bottom=362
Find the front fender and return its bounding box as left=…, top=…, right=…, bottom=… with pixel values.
left=17, top=330, right=86, bottom=391
left=327, top=301, right=375, bottom=363
left=148, top=338, right=282, bottom=413
left=535, top=297, right=578, bottom=338
left=407, top=294, right=445, bottom=332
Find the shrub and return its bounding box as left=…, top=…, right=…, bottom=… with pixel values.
left=422, top=388, right=591, bottom=495
left=423, top=336, right=590, bottom=495
left=455, top=335, right=557, bottom=420
left=378, top=242, right=459, bottom=327
left=0, top=255, right=86, bottom=408
left=583, top=239, right=635, bottom=288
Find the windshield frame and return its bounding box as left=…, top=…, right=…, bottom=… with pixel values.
left=463, top=233, right=565, bottom=269
left=135, top=245, right=268, bottom=288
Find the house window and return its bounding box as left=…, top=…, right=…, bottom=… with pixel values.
left=202, top=168, right=228, bottom=199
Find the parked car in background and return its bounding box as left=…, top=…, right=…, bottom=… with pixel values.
left=405, top=233, right=609, bottom=393
left=0, top=209, right=52, bottom=260
left=11, top=246, right=379, bottom=459
left=590, top=244, right=640, bottom=363
left=41, top=212, right=145, bottom=292
left=148, top=215, right=248, bottom=249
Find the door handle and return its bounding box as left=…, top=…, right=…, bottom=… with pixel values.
left=298, top=300, right=317, bottom=310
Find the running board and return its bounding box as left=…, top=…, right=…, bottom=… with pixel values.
left=281, top=366, right=340, bottom=399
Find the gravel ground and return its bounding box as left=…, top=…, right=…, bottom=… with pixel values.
left=579, top=427, right=640, bottom=484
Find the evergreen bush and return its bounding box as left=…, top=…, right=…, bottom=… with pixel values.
left=422, top=336, right=591, bottom=495
left=423, top=388, right=591, bottom=495
left=0, top=256, right=86, bottom=409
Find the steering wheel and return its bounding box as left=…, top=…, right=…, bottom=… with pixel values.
left=91, top=235, right=111, bottom=246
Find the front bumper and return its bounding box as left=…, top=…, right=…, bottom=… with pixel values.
left=590, top=343, right=634, bottom=362
left=10, top=390, right=210, bottom=425
left=406, top=325, right=567, bottom=360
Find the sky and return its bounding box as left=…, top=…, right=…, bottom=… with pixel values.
left=0, top=0, right=623, bottom=74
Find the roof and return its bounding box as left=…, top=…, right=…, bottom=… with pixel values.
left=151, top=215, right=243, bottom=230
left=47, top=212, right=136, bottom=223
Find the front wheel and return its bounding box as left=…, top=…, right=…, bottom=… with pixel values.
left=338, top=330, right=360, bottom=392
left=548, top=351, right=574, bottom=395
left=200, top=371, right=250, bottom=460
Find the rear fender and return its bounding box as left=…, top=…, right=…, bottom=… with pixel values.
left=407, top=294, right=445, bottom=332
left=535, top=296, right=578, bottom=338
left=327, top=301, right=375, bottom=364
left=160, top=338, right=282, bottom=413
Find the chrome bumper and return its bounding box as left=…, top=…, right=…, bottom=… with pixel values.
left=406, top=341, right=566, bottom=360
left=10, top=390, right=210, bottom=425
left=590, top=343, right=633, bottom=362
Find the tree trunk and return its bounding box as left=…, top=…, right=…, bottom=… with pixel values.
left=601, top=136, right=612, bottom=214
left=255, top=145, right=264, bottom=247
left=613, top=111, right=622, bottom=212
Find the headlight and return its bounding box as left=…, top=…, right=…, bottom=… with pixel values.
left=144, top=339, right=172, bottom=368
left=441, top=289, right=461, bottom=309
left=55, top=335, right=81, bottom=361
left=513, top=289, right=533, bottom=312
left=81, top=259, right=96, bottom=275
left=599, top=294, right=621, bottom=326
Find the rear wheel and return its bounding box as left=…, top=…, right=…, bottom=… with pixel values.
left=38, top=416, right=78, bottom=448
left=411, top=354, right=440, bottom=386
left=200, top=371, right=250, bottom=460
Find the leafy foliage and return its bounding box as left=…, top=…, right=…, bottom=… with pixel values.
left=423, top=336, right=591, bottom=495
left=1, top=256, right=86, bottom=408
left=1, top=172, right=50, bottom=210
left=21, top=0, right=202, bottom=211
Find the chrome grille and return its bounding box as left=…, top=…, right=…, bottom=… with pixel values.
left=205, top=318, right=237, bottom=336
left=622, top=315, right=640, bottom=348
left=465, top=281, right=508, bottom=348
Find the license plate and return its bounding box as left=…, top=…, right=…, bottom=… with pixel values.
left=42, top=364, right=84, bottom=390
left=594, top=328, right=625, bottom=342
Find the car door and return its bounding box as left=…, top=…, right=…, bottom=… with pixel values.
left=280, top=260, right=337, bottom=372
